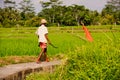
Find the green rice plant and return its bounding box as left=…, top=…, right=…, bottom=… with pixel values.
left=0, top=27, right=120, bottom=80
left=26, top=72, right=51, bottom=80
left=0, top=27, right=119, bottom=57
left=26, top=26, right=120, bottom=80
left=35, top=37, right=119, bottom=80
left=50, top=32, right=120, bottom=80
left=0, top=28, right=86, bottom=57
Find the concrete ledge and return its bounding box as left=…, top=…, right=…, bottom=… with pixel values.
left=0, top=60, right=61, bottom=80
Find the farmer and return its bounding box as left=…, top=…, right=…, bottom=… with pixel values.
left=35, top=19, right=51, bottom=63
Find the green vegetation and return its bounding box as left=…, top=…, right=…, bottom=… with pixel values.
left=0, top=27, right=85, bottom=57
left=0, top=26, right=120, bottom=79
left=1, top=26, right=119, bottom=57
left=0, top=0, right=120, bottom=28
left=25, top=27, right=120, bottom=80
left=51, top=38, right=120, bottom=80
left=1, top=0, right=120, bottom=79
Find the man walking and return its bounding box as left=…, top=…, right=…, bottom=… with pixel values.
left=35, top=19, right=51, bottom=63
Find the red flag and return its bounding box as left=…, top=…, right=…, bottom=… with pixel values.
left=82, top=26, right=93, bottom=42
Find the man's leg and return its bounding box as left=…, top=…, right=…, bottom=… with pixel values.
left=36, top=48, right=45, bottom=63
left=44, top=48, right=49, bottom=62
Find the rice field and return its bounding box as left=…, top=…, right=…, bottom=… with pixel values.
left=0, top=28, right=84, bottom=57
left=0, top=26, right=120, bottom=79
left=0, top=26, right=120, bottom=57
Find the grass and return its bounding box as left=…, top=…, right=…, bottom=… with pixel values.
left=0, top=27, right=85, bottom=66
left=0, top=26, right=120, bottom=79
left=26, top=31, right=120, bottom=80
left=0, top=26, right=120, bottom=56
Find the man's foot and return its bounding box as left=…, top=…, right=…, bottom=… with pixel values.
left=46, top=58, right=49, bottom=62
left=36, top=60, right=41, bottom=64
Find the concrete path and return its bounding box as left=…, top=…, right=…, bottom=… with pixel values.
left=0, top=60, right=61, bottom=80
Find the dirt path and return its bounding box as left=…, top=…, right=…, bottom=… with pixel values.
left=0, top=60, right=61, bottom=80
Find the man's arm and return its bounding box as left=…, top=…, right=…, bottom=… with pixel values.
left=45, top=33, right=51, bottom=44
left=45, top=33, right=58, bottom=48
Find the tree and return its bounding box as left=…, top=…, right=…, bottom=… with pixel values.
left=40, top=0, right=62, bottom=8
left=102, top=0, right=120, bottom=24
left=19, top=0, right=35, bottom=21
left=0, top=0, right=21, bottom=27
left=40, top=0, right=63, bottom=24
left=25, top=16, right=41, bottom=27
left=72, top=5, right=86, bottom=26
left=4, top=0, right=16, bottom=9
left=90, top=10, right=100, bottom=25
left=107, top=0, right=120, bottom=11
left=38, top=4, right=93, bottom=26
left=100, top=14, right=114, bottom=25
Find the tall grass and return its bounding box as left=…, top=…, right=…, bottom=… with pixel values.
left=51, top=37, right=120, bottom=80
left=0, top=27, right=120, bottom=79
left=26, top=31, right=120, bottom=80
left=26, top=26, right=120, bottom=80
left=0, top=28, right=86, bottom=57
left=0, top=27, right=119, bottom=57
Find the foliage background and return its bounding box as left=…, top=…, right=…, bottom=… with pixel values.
left=0, top=0, right=120, bottom=28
